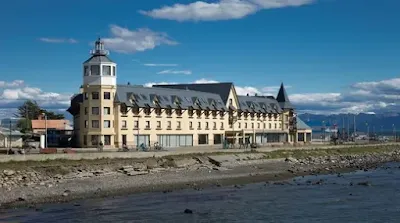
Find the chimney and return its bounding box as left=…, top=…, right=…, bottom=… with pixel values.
left=127, top=82, right=131, bottom=85
left=246, top=93, right=249, bottom=96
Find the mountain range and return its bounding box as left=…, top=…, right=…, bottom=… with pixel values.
left=298, top=113, right=400, bottom=133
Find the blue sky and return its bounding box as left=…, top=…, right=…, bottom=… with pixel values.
left=1, top=0, right=400, bottom=116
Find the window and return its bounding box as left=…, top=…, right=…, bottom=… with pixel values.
left=122, top=135, right=127, bottom=145
left=103, top=107, right=111, bottom=115
left=157, top=121, right=161, bottom=128
left=104, top=92, right=111, bottom=100
left=219, top=111, right=224, bottom=117
left=188, top=108, right=194, bottom=117
left=275, top=123, right=277, bottom=129
left=258, top=123, right=260, bottom=129
left=204, top=110, right=210, bottom=117
left=91, top=135, right=99, bottom=146
left=113, top=66, right=116, bottom=76
left=206, top=122, right=209, bottom=129
left=92, top=107, right=99, bottom=115
left=144, top=107, right=151, bottom=116
left=189, top=121, right=193, bottom=129
left=85, top=120, right=88, bottom=128
left=251, top=123, right=254, bottom=129
left=155, top=108, right=162, bottom=116
left=176, top=109, right=182, bottom=116
left=134, top=121, right=139, bottom=128
left=84, top=66, right=89, bottom=76
left=238, top=123, right=241, bottom=128
left=104, top=120, right=111, bottom=128
left=90, top=65, right=100, bottom=76
left=84, top=93, right=88, bottom=100
left=122, top=120, right=127, bottom=129
left=84, top=107, right=88, bottom=115
left=269, top=123, right=272, bottom=129
left=264, top=123, right=266, bottom=129
left=104, top=135, right=111, bottom=145
left=92, top=120, right=99, bottom=128
left=132, top=107, right=139, bottom=115
left=145, top=121, right=150, bottom=129
left=167, top=121, right=171, bottom=129
left=229, top=98, right=233, bottom=105
left=198, top=122, right=201, bottom=129
left=83, top=135, right=87, bottom=146
left=103, top=65, right=111, bottom=76
left=213, top=122, right=217, bottom=129
left=166, top=108, right=172, bottom=116
left=177, top=121, right=181, bottom=129
left=92, top=92, right=99, bottom=100
left=221, top=122, right=224, bottom=129
left=245, top=123, right=248, bottom=129
left=196, top=109, right=201, bottom=117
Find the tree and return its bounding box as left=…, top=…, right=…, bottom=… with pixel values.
left=15, top=100, right=65, bottom=132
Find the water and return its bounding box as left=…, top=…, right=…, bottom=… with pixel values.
left=2, top=163, right=400, bottom=223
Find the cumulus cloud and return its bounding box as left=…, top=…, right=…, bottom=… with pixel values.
left=192, top=79, right=219, bottom=84
left=102, top=25, right=178, bottom=54
left=0, top=80, right=24, bottom=88
left=0, top=80, right=72, bottom=110
left=157, top=70, right=192, bottom=75
left=140, top=0, right=315, bottom=22
left=39, top=38, right=78, bottom=44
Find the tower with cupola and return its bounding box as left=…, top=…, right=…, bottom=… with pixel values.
left=80, top=38, right=117, bottom=148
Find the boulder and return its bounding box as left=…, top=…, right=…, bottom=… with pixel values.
left=145, top=158, right=159, bottom=169
left=172, top=158, right=198, bottom=168
left=3, top=170, right=15, bottom=176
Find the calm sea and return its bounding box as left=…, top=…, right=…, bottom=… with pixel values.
left=2, top=163, right=400, bottom=223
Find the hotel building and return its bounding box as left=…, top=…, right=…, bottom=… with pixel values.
left=68, top=39, right=312, bottom=148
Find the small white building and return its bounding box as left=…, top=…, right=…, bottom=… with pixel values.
left=0, top=127, right=24, bottom=148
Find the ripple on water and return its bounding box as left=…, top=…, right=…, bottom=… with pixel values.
left=4, top=163, right=400, bottom=223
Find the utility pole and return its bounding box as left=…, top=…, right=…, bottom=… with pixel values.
left=353, top=114, right=356, bottom=142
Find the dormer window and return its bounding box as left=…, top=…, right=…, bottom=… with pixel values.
left=166, top=108, right=172, bottom=116
left=155, top=108, right=162, bottom=116
left=188, top=107, right=194, bottom=117
left=144, top=107, right=151, bottom=116
left=176, top=109, right=182, bottom=116
left=132, top=106, right=139, bottom=115
left=212, top=110, right=217, bottom=117
left=196, top=109, right=201, bottom=117
left=204, top=110, right=210, bottom=117
left=219, top=111, right=224, bottom=117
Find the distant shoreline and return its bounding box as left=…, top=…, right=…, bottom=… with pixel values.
left=0, top=144, right=399, bottom=209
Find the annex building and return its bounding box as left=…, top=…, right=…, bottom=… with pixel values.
left=68, top=39, right=312, bottom=149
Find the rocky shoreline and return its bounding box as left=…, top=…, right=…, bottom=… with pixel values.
left=1, top=147, right=400, bottom=209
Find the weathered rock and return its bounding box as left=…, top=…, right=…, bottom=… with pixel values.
left=172, top=158, right=198, bottom=168
left=3, top=170, right=15, bottom=176
left=133, top=163, right=147, bottom=171
left=127, top=171, right=148, bottom=176
left=194, top=156, right=210, bottom=164
left=62, top=192, right=69, bottom=197
left=145, top=158, right=159, bottom=169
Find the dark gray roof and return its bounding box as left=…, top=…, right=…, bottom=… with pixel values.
left=276, top=83, right=294, bottom=110
left=116, top=85, right=227, bottom=111
left=297, top=118, right=312, bottom=130
left=237, top=95, right=282, bottom=114
left=83, top=55, right=114, bottom=64
left=153, top=83, right=234, bottom=105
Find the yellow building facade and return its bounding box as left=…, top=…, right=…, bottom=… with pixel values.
left=68, top=39, right=312, bottom=149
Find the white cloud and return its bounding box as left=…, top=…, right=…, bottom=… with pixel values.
left=0, top=80, right=24, bottom=88
left=39, top=38, right=78, bottom=44
left=192, top=79, right=220, bottom=84
left=157, top=70, right=192, bottom=75
left=102, top=25, right=178, bottom=54
left=144, top=63, right=179, bottom=67
left=0, top=80, right=72, bottom=109
left=140, top=0, right=315, bottom=22
left=144, top=82, right=178, bottom=87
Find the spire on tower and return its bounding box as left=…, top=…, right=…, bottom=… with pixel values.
left=91, top=38, right=109, bottom=56
left=276, top=82, right=294, bottom=110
